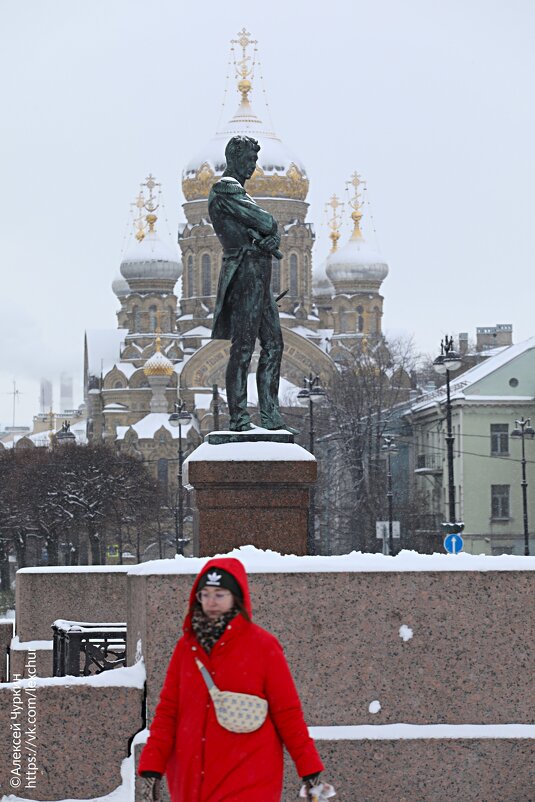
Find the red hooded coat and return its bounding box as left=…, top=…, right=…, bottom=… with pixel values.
left=138, top=557, right=324, bottom=801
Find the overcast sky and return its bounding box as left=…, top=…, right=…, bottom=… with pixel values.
left=1, top=0, right=534, bottom=428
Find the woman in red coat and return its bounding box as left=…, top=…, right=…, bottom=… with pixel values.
left=138, top=557, right=325, bottom=801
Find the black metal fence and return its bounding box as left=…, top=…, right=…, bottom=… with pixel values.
left=52, top=620, right=127, bottom=677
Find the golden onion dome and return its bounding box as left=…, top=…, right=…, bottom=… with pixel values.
left=143, top=339, right=174, bottom=377
left=182, top=93, right=309, bottom=202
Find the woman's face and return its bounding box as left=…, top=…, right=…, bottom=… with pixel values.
left=197, top=588, right=234, bottom=620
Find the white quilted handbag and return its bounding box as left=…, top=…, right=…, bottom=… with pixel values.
left=195, top=658, right=268, bottom=733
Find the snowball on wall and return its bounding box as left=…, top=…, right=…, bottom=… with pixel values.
left=399, top=624, right=414, bottom=641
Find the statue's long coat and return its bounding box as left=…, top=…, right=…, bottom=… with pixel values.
left=138, top=557, right=323, bottom=802
left=208, top=178, right=276, bottom=340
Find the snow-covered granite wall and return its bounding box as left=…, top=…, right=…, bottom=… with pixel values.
left=3, top=548, right=535, bottom=801
left=128, top=547, right=535, bottom=802
left=15, top=566, right=129, bottom=642
left=0, top=664, right=145, bottom=800
left=129, top=547, right=535, bottom=726
left=9, top=637, right=52, bottom=680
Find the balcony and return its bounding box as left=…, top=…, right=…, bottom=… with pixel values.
left=415, top=453, right=443, bottom=475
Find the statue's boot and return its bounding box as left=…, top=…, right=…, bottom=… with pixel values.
left=229, top=421, right=254, bottom=432
left=262, top=420, right=300, bottom=436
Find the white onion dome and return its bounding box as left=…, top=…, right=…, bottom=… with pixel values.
left=143, top=346, right=174, bottom=377
left=112, top=274, right=129, bottom=299
left=182, top=94, right=309, bottom=202
left=120, top=231, right=182, bottom=293
left=326, top=230, right=388, bottom=294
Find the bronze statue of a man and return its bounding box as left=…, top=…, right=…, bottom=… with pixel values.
left=208, top=135, right=291, bottom=433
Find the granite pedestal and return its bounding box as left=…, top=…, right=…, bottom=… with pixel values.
left=183, top=432, right=317, bottom=556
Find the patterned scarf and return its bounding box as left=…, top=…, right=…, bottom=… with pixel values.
left=191, top=606, right=238, bottom=654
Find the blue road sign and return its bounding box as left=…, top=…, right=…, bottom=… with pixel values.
left=444, top=533, right=464, bottom=554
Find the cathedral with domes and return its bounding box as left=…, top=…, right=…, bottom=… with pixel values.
left=84, top=29, right=390, bottom=499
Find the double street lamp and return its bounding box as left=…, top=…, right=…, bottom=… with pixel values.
left=169, top=399, right=192, bottom=555
left=433, top=336, right=463, bottom=526
left=298, top=374, right=326, bottom=554
left=511, top=416, right=535, bottom=556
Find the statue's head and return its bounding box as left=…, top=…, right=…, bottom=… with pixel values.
left=224, top=136, right=260, bottom=181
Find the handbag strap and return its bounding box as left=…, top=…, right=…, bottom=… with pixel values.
left=195, top=658, right=217, bottom=691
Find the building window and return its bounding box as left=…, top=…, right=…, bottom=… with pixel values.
left=490, top=424, right=509, bottom=455
left=187, top=255, right=194, bottom=296
left=201, top=254, right=211, bottom=296
left=491, top=484, right=510, bottom=520
left=133, top=306, right=141, bottom=331
left=303, top=255, right=308, bottom=294
left=271, top=258, right=280, bottom=295
left=357, top=305, right=364, bottom=332
left=289, top=254, right=298, bottom=296
left=492, top=545, right=514, bottom=555
left=149, top=305, right=157, bottom=331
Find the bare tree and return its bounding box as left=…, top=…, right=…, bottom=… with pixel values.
left=0, top=444, right=161, bottom=568
left=318, top=337, right=421, bottom=553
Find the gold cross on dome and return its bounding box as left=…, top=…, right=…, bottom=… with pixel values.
left=231, top=27, right=257, bottom=93
left=346, top=171, right=366, bottom=238
left=325, top=193, right=344, bottom=252
left=346, top=171, right=366, bottom=212
left=141, top=174, right=161, bottom=214
left=131, top=192, right=146, bottom=241
left=326, top=193, right=343, bottom=217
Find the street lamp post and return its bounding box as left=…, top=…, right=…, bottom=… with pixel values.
left=433, top=336, right=463, bottom=525
left=382, top=435, right=398, bottom=555
left=511, top=416, right=535, bottom=556
left=211, top=384, right=220, bottom=431
left=297, top=374, right=326, bottom=554
left=169, top=399, right=192, bottom=555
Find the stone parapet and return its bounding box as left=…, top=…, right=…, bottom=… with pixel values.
left=132, top=730, right=535, bottom=802
left=4, top=551, right=535, bottom=801
left=15, top=566, right=129, bottom=641
left=285, top=735, right=535, bottom=802
left=9, top=640, right=53, bottom=680
left=0, top=678, right=143, bottom=800
left=127, top=552, right=535, bottom=727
